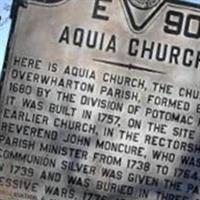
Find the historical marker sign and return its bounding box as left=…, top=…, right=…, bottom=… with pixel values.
left=1, top=0, right=200, bottom=199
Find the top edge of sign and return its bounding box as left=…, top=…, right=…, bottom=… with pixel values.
left=13, top=0, right=200, bottom=9
left=19, top=0, right=70, bottom=8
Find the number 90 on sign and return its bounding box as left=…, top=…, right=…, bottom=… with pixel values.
left=164, top=10, right=200, bottom=39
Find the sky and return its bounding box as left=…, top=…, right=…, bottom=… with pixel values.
left=0, top=0, right=199, bottom=73
left=0, top=0, right=12, bottom=72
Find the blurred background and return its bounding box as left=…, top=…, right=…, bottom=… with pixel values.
left=0, top=0, right=12, bottom=72
left=0, top=0, right=199, bottom=73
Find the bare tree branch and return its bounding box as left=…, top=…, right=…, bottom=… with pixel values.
left=0, top=3, right=11, bottom=27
